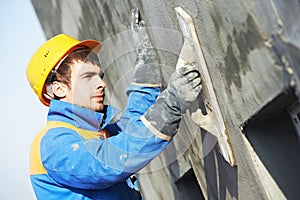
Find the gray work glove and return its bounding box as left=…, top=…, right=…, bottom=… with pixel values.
left=131, top=7, right=162, bottom=85
left=144, top=63, right=202, bottom=137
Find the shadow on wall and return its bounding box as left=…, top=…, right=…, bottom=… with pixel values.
left=165, top=131, right=238, bottom=200
left=243, top=89, right=300, bottom=199
left=202, top=130, right=238, bottom=200
left=175, top=168, right=205, bottom=200
left=175, top=91, right=238, bottom=200
left=199, top=90, right=238, bottom=200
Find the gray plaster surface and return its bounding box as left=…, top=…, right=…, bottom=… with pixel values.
left=31, top=0, right=300, bottom=199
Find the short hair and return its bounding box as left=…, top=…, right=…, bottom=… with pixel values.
left=44, top=48, right=101, bottom=100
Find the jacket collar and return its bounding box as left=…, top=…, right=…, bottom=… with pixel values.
left=47, top=100, right=119, bottom=132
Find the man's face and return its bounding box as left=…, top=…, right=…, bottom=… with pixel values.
left=65, top=62, right=106, bottom=112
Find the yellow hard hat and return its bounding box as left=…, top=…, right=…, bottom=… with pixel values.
left=26, top=33, right=101, bottom=106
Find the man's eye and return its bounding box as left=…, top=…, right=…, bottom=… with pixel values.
left=83, top=74, right=93, bottom=79
left=81, top=73, right=95, bottom=80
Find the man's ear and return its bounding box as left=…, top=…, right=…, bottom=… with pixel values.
left=52, top=81, right=67, bottom=98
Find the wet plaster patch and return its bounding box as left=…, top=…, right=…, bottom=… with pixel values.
left=208, top=11, right=267, bottom=122
left=223, top=14, right=264, bottom=93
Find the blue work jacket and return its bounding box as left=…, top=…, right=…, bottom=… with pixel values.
left=30, top=84, right=170, bottom=199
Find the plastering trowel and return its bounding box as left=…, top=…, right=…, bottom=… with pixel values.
left=175, top=7, right=236, bottom=166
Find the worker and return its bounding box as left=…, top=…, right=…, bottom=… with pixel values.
left=27, top=10, right=202, bottom=200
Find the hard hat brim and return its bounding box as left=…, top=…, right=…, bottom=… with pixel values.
left=77, top=39, right=102, bottom=54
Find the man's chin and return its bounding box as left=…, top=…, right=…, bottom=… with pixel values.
left=94, top=103, right=104, bottom=112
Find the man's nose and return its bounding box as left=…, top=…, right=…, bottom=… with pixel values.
left=97, top=77, right=107, bottom=89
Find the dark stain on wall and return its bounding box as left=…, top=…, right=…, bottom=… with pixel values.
left=235, top=15, right=264, bottom=73
left=31, top=0, right=62, bottom=39
left=223, top=14, right=264, bottom=92
left=102, top=2, right=117, bottom=34
left=210, top=6, right=221, bottom=41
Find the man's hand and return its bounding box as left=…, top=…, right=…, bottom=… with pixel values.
left=131, top=7, right=156, bottom=65
left=143, top=63, right=202, bottom=138
left=130, top=7, right=161, bottom=85
left=166, top=63, right=202, bottom=113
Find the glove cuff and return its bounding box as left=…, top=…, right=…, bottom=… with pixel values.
left=143, top=90, right=182, bottom=138
left=140, top=115, right=172, bottom=141
left=131, top=63, right=162, bottom=85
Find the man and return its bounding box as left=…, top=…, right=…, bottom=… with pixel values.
left=26, top=12, right=202, bottom=200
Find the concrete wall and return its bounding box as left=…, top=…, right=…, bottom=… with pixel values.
left=31, top=0, right=300, bottom=199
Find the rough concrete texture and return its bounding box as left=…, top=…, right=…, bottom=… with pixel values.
left=32, top=0, right=300, bottom=199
